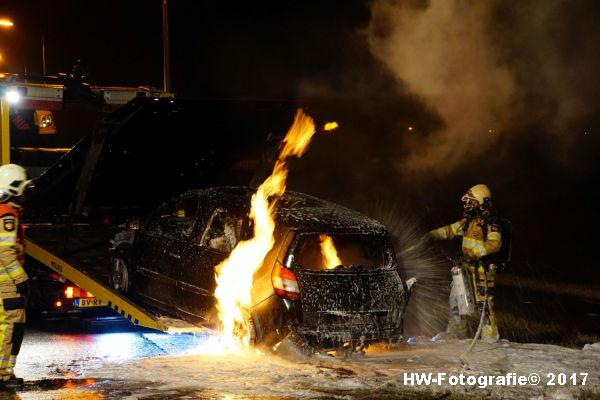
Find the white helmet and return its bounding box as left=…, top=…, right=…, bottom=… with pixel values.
left=0, top=164, right=31, bottom=202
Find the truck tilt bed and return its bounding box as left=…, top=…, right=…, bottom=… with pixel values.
left=25, top=224, right=206, bottom=333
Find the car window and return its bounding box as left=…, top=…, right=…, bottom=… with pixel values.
left=148, top=195, right=201, bottom=240
left=199, top=209, right=243, bottom=253
left=288, top=233, right=393, bottom=271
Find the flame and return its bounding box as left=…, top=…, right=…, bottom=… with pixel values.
left=319, top=234, right=342, bottom=269
left=323, top=121, right=339, bottom=131
left=213, top=109, right=317, bottom=351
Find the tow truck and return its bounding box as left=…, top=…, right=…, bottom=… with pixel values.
left=0, top=80, right=292, bottom=332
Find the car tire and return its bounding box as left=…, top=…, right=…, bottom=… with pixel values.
left=110, top=256, right=131, bottom=294
left=234, top=310, right=257, bottom=347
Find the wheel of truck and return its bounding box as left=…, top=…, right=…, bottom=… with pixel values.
left=110, top=257, right=130, bottom=294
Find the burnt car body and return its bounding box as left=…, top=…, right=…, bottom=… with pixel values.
left=111, top=186, right=411, bottom=348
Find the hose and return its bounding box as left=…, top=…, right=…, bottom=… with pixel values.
left=460, top=266, right=487, bottom=366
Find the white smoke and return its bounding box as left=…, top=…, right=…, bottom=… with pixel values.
left=365, top=0, right=599, bottom=175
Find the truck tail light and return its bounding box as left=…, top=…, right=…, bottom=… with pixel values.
left=65, top=286, right=94, bottom=299
left=272, top=262, right=300, bottom=300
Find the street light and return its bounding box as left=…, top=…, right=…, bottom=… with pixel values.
left=0, top=19, right=14, bottom=28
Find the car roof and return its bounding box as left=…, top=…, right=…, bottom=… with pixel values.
left=185, top=186, right=387, bottom=235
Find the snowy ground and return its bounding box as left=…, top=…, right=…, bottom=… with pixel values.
left=13, top=329, right=600, bottom=399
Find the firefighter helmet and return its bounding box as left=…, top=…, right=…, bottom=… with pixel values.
left=461, top=184, right=491, bottom=212
left=0, top=164, right=30, bottom=202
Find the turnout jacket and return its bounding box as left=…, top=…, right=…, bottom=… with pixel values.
left=429, top=217, right=502, bottom=261
left=0, top=202, right=28, bottom=287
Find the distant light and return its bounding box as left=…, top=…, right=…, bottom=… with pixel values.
left=5, top=89, right=20, bottom=103
left=0, top=19, right=14, bottom=28
left=153, top=98, right=159, bottom=101
left=408, top=126, right=414, bottom=131
left=55, top=301, right=62, bottom=308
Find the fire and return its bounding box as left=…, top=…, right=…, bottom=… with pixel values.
left=323, top=121, right=339, bottom=131
left=319, top=234, right=342, bottom=269
left=213, top=109, right=317, bottom=351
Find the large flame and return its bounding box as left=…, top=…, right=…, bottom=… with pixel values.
left=213, top=109, right=317, bottom=351
left=319, top=235, right=342, bottom=270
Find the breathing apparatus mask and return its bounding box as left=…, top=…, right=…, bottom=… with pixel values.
left=461, top=197, right=479, bottom=218
left=462, top=198, right=494, bottom=219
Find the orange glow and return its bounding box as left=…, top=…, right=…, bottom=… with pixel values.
left=214, top=109, right=317, bottom=351
left=65, top=286, right=74, bottom=299
left=319, top=235, right=342, bottom=269
left=408, top=126, right=414, bottom=131
left=0, top=19, right=14, bottom=28
left=323, top=121, right=339, bottom=131
left=55, top=301, right=62, bottom=308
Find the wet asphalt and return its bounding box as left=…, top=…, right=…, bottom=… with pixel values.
left=12, top=321, right=269, bottom=399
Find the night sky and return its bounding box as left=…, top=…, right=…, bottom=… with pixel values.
left=1, top=1, right=389, bottom=98
left=1, top=1, right=599, bottom=333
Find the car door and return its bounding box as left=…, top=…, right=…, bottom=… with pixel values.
left=176, top=204, right=246, bottom=322
left=136, top=194, right=201, bottom=313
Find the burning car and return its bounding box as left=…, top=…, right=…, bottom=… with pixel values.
left=110, top=186, right=413, bottom=349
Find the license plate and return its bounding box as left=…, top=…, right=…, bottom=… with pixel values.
left=74, top=298, right=104, bottom=308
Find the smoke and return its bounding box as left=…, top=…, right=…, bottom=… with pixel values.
left=364, top=0, right=600, bottom=175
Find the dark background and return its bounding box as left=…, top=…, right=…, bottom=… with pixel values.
left=1, top=1, right=598, bottom=343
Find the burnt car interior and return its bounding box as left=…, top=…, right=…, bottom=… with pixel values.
left=149, top=195, right=202, bottom=240
left=200, top=208, right=244, bottom=253
left=291, top=233, right=392, bottom=272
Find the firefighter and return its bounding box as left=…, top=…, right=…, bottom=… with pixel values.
left=0, top=164, right=30, bottom=389
left=427, top=184, right=502, bottom=342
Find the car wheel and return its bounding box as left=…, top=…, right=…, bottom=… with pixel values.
left=110, top=256, right=130, bottom=294
left=234, top=310, right=257, bottom=347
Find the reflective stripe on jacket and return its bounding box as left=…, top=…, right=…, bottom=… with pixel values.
left=430, top=217, right=502, bottom=260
